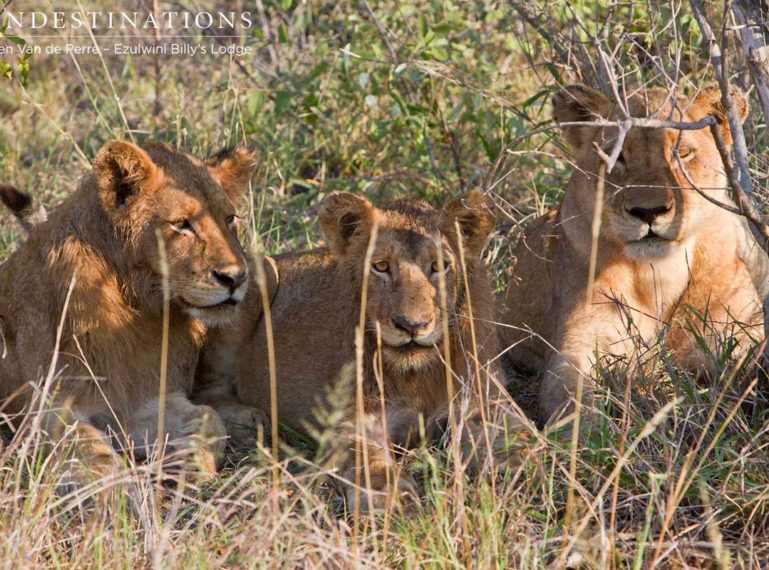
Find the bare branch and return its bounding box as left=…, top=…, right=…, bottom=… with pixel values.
left=690, top=0, right=755, bottom=196
left=733, top=1, right=769, bottom=127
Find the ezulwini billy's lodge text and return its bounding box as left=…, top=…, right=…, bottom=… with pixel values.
left=0, top=42, right=253, bottom=57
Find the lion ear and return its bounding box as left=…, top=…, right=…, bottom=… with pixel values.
left=691, top=84, right=749, bottom=146
left=319, top=192, right=375, bottom=256
left=552, top=84, right=611, bottom=152
left=206, top=145, right=258, bottom=204
left=440, top=191, right=496, bottom=258
left=93, top=140, right=158, bottom=217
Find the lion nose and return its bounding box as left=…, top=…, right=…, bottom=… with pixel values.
left=625, top=204, right=671, bottom=225
left=392, top=316, right=430, bottom=336
left=212, top=267, right=247, bottom=290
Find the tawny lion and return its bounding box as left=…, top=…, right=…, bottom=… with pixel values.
left=198, top=190, right=534, bottom=510
left=0, top=141, right=263, bottom=485
left=499, top=84, right=766, bottom=423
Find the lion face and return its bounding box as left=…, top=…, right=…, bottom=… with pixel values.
left=365, top=222, right=456, bottom=369
left=92, top=141, right=257, bottom=326
left=552, top=84, right=747, bottom=260
left=319, top=191, right=495, bottom=371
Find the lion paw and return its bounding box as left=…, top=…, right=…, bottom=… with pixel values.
left=56, top=441, right=121, bottom=498
left=223, top=404, right=268, bottom=449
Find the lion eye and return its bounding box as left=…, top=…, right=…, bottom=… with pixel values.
left=226, top=214, right=239, bottom=229
left=430, top=258, right=451, bottom=273
left=677, top=146, right=695, bottom=161
left=171, top=219, right=194, bottom=236
left=372, top=260, right=390, bottom=273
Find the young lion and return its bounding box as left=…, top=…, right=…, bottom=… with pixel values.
left=498, top=84, right=766, bottom=423
left=198, top=191, right=532, bottom=509
left=0, top=140, right=262, bottom=484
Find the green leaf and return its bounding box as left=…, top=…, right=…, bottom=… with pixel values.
left=419, top=16, right=428, bottom=38
left=280, top=0, right=293, bottom=8
left=16, top=57, right=29, bottom=87
left=247, top=91, right=265, bottom=117
left=277, top=21, right=289, bottom=44
left=429, top=45, right=448, bottom=60
left=521, top=89, right=549, bottom=109
left=5, top=35, right=25, bottom=47
left=274, top=90, right=292, bottom=114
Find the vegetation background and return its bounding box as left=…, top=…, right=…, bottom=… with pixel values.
left=0, top=0, right=767, bottom=567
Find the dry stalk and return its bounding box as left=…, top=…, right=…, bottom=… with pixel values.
left=435, top=242, right=468, bottom=558
left=352, top=219, right=380, bottom=538
left=253, top=250, right=279, bottom=495
left=154, top=231, right=170, bottom=482
left=454, top=221, right=495, bottom=476
left=586, top=157, right=607, bottom=303
left=454, top=219, right=498, bottom=557
left=373, top=321, right=391, bottom=548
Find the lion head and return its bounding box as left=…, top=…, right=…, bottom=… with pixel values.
left=92, top=141, right=257, bottom=325
left=552, top=84, right=748, bottom=259
left=318, top=190, right=495, bottom=371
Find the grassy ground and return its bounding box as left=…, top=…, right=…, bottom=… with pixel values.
left=0, top=0, right=768, bottom=567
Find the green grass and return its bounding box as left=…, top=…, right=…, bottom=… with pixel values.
left=0, top=0, right=768, bottom=567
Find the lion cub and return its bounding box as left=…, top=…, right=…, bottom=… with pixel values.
left=0, top=141, right=262, bottom=485
left=499, top=84, right=766, bottom=423
left=198, top=191, right=532, bottom=509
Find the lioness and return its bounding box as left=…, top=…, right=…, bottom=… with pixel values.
left=0, top=140, right=261, bottom=484
left=499, top=84, right=766, bottom=423
left=198, top=190, right=532, bottom=509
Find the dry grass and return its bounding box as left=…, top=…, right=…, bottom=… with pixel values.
left=0, top=0, right=768, bottom=567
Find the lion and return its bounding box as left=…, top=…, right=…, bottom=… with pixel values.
left=0, top=140, right=264, bottom=485
left=197, top=190, right=533, bottom=510
left=498, top=84, right=767, bottom=423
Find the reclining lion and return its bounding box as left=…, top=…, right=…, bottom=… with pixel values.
left=499, top=84, right=766, bottom=423
left=0, top=140, right=261, bottom=484
left=198, top=191, right=533, bottom=509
